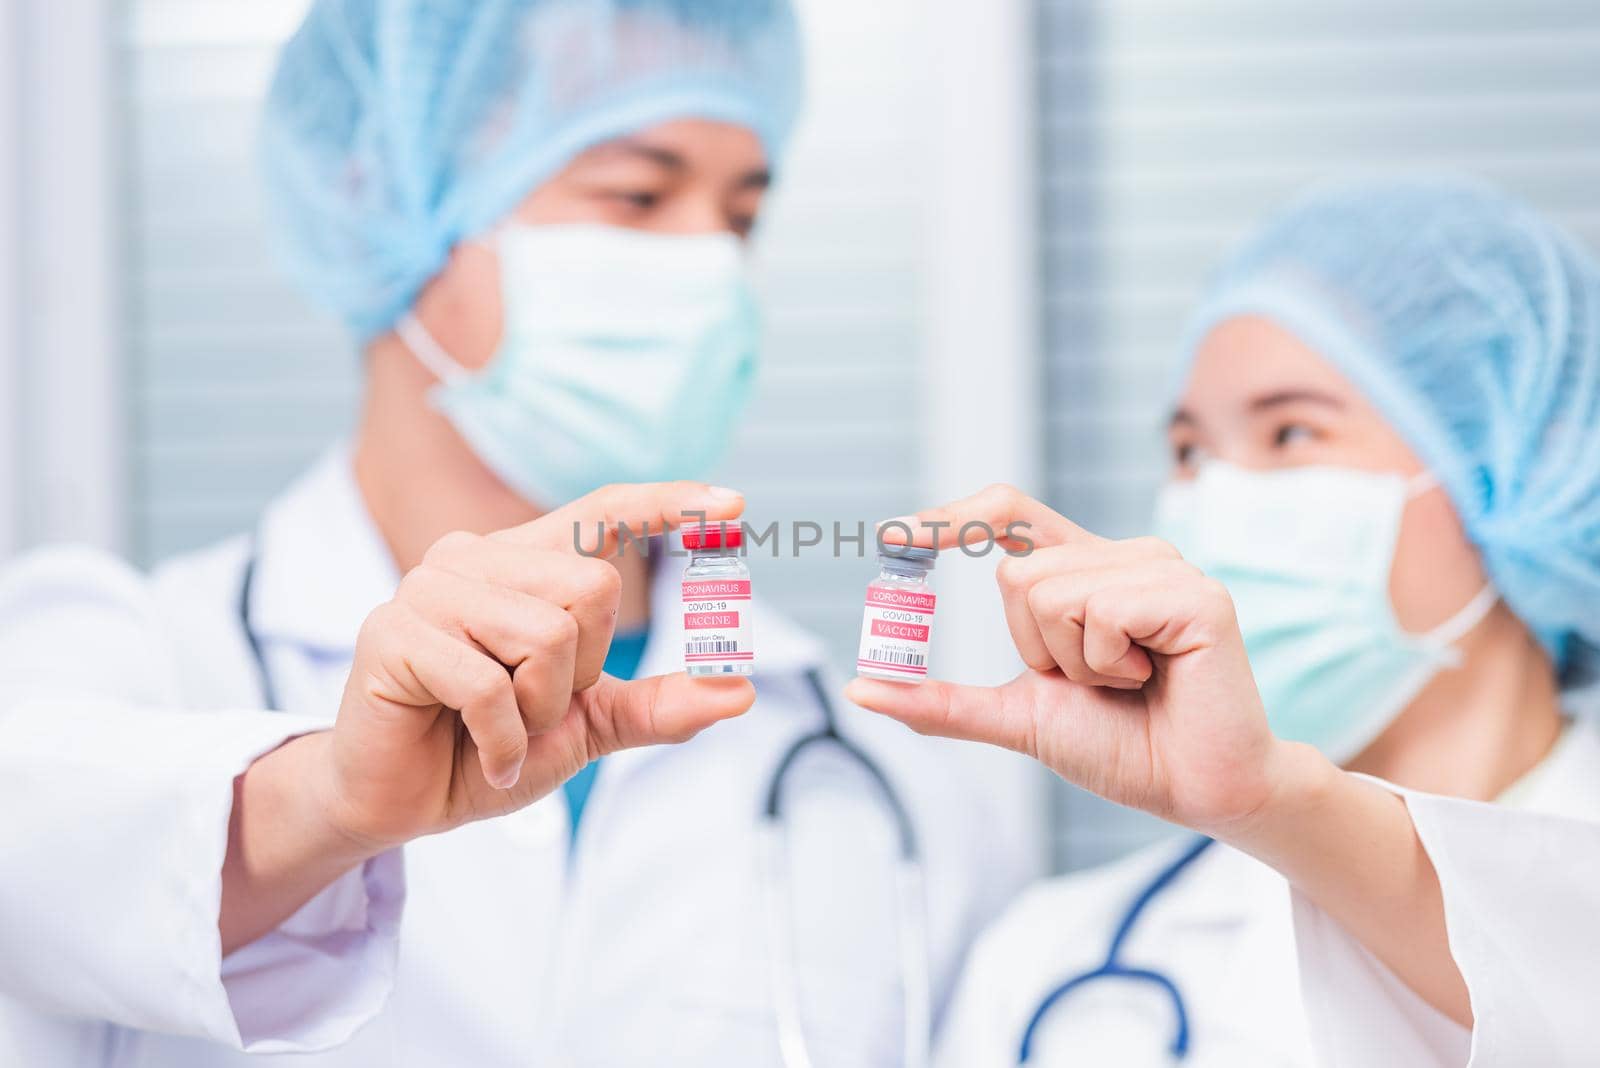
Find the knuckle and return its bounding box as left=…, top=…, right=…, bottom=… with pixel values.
left=515, top=660, right=568, bottom=706
left=591, top=483, right=627, bottom=520
left=465, top=662, right=511, bottom=707
left=983, top=482, right=1021, bottom=509
left=395, top=565, right=436, bottom=601
left=1198, top=577, right=1237, bottom=622
left=1131, top=535, right=1182, bottom=560
left=423, top=529, right=479, bottom=565
left=1020, top=647, right=1059, bottom=673
left=995, top=553, right=1028, bottom=592
left=1025, top=579, right=1064, bottom=618
left=576, top=556, right=623, bottom=603
left=531, top=609, right=581, bottom=653
left=358, top=600, right=407, bottom=645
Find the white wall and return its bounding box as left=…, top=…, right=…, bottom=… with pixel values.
left=3, top=0, right=125, bottom=557
left=0, top=2, right=19, bottom=560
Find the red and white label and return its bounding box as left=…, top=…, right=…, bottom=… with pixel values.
left=857, top=584, right=935, bottom=679
left=682, top=579, right=753, bottom=668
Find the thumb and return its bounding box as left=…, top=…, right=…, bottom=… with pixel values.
left=577, top=672, right=755, bottom=755
left=844, top=676, right=1037, bottom=755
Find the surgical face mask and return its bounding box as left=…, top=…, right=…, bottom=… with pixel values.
left=1154, top=462, right=1497, bottom=764
left=398, top=223, right=759, bottom=507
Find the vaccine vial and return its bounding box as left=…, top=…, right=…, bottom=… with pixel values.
left=856, top=546, right=937, bottom=682
left=680, top=522, right=754, bottom=676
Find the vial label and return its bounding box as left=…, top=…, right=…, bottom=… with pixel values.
left=682, top=579, right=754, bottom=671
left=856, top=587, right=935, bottom=680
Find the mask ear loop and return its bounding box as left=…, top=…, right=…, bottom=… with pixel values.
left=1428, top=583, right=1499, bottom=652
left=1406, top=470, right=1442, bottom=498
left=1403, top=469, right=1499, bottom=653
left=396, top=312, right=469, bottom=385
left=394, top=228, right=507, bottom=385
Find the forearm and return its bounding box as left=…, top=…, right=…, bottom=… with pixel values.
left=1222, top=741, right=1470, bottom=1025
left=220, top=731, right=381, bottom=955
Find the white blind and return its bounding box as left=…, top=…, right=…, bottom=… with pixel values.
left=122, top=0, right=932, bottom=669
left=126, top=0, right=352, bottom=565
left=1039, top=0, right=1600, bottom=868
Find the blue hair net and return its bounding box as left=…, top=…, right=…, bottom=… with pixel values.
left=262, top=0, right=804, bottom=340
left=1178, top=175, right=1600, bottom=702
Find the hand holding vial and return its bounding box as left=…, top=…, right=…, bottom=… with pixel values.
left=845, top=483, right=1290, bottom=840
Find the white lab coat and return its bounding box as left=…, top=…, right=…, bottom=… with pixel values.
left=936, top=719, right=1600, bottom=1067
left=0, top=448, right=1041, bottom=1068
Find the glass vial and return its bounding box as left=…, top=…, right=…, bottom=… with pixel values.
left=680, top=522, right=754, bottom=676
left=856, top=546, right=937, bottom=682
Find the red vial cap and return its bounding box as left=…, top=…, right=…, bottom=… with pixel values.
left=680, top=521, right=742, bottom=549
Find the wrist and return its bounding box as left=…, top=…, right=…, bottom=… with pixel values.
left=263, top=731, right=390, bottom=867
left=1209, top=739, right=1343, bottom=855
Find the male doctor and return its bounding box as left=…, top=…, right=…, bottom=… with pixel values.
left=0, top=2, right=1034, bottom=1065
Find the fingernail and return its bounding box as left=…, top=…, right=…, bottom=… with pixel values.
left=491, top=767, right=521, bottom=790
left=705, top=485, right=741, bottom=502
left=876, top=516, right=915, bottom=532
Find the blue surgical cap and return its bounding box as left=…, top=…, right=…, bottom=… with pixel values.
left=262, top=0, right=804, bottom=340
left=1178, top=176, right=1600, bottom=700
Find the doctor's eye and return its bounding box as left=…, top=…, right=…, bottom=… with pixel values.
left=1271, top=422, right=1318, bottom=449
left=1170, top=440, right=1206, bottom=473
left=1171, top=439, right=1199, bottom=464
left=603, top=189, right=663, bottom=211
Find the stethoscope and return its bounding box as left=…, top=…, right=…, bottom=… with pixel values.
left=238, top=552, right=930, bottom=1068
left=760, top=668, right=931, bottom=1068
left=1017, top=835, right=1215, bottom=1064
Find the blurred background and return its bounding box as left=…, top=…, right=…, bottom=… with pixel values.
left=3, top=0, right=1599, bottom=870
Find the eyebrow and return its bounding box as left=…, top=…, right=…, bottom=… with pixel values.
left=1168, top=388, right=1345, bottom=428
left=1247, top=388, right=1346, bottom=412
left=596, top=139, right=772, bottom=190
left=604, top=140, right=687, bottom=171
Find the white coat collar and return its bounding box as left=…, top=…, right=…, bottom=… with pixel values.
left=249, top=445, right=401, bottom=651
left=1499, top=717, right=1600, bottom=821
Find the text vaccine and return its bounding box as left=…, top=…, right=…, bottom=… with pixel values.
left=680, top=522, right=754, bottom=676
left=856, top=546, right=937, bottom=682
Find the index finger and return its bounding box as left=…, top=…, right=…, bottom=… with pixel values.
left=877, top=483, right=1095, bottom=553
left=495, top=481, right=745, bottom=555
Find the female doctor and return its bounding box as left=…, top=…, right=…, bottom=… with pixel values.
left=851, top=177, right=1600, bottom=1066
left=0, top=2, right=1033, bottom=1065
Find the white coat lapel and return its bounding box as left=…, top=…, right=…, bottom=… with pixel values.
left=249, top=445, right=401, bottom=654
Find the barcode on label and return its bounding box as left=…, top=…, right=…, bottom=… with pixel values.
left=860, top=647, right=925, bottom=667
left=687, top=640, right=742, bottom=654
